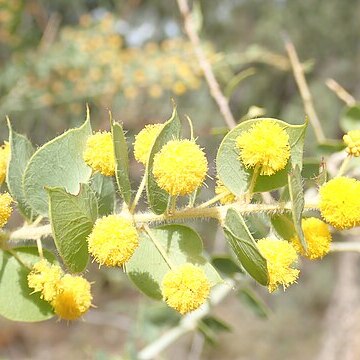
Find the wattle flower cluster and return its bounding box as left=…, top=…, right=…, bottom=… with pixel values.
left=27, top=260, right=92, bottom=320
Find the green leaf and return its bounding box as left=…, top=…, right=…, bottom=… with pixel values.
left=340, top=104, right=360, bottom=133
left=47, top=184, right=98, bottom=273
left=23, top=114, right=92, bottom=216
left=317, top=140, right=346, bottom=155
left=302, top=158, right=320, bottom=180
left=0, top=247, right=56, bottom=322
left=271, top=213, right=296, bottom=240
left=126, top=224, right=222, bottom=300
left=211, top=255, right=244, bottom=276
left=216, top=118, right=307, bottom=196
left=111, top=119, right=132, bottom=205
left=6, top=119, right=36, bottom=220
left=244, top=213, right=270, bottom=239
left=237, top=287, right=271, bottom=318
left=198, top=315, right=232, bottom=345
left=288, top=165, right=306, bottom=250
left=90, top=173, right=115, bottom=216
left=146, top=106, right=181, bottom=214
left=223, top=208, right=268, bottom=286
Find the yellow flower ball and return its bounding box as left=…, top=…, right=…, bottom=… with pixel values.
left=152, top=139, right=208, bottom=196
left=215, top=179, right=236, bottom=205
left=319, top=177, right=360, bottom=229
left=87, top=215, right=139, bottom=267
left=291, top=218, right=332, bottom=260
left=134, top=124, right=164, bottom=165
left=236, top=120, right=290, bottom=176
left=343, top=130, right=360, bottom=157
left=27, top=259, right=63, bottom=302
left=0, top=192, right=13, bottom=228
left=0, top=142, right=10, bottom=185
left=257, top=238, right=299, bottom=293
left=83, top=131, right=115, bottom=176
left=161, top=263, right=210, bottom=314
left=52, top=274, right=92, bottom=320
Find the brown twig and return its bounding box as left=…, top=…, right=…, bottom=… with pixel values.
left=176, top=0, right=237, bottom=129
left=326, top=78, right=356, bottom=107
left=284, top=38, right=326, bottom=142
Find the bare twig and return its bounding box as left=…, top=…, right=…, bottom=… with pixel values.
left=331, top=242, right=360, bottom=253
left=138, top=280, right=234, bottom=360
left=284, top=38, right=326, bottom=142
left=176, top=0, right=237, bottom=129
left=326, top=78, right=356, bottom=107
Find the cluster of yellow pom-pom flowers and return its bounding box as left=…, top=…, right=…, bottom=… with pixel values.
left=319, top=177, right=360, bottom=229
left=83, top=131, right=115, bottom=176
left=87, top=215, right=139, bottom=267
left=161, top=263, right=211, bottom=314
left=0, top=142, right=10, bottom=185
left=27, top=260, right=92, bottom=320
left=236, top=120, right=290, bottom=176
left=18, top=116, right=360, bottom=320
left=257, top=238, right=299, bottom=293
left=0, top=192, right=13, bottom=229
left=153, top=139, right=208, bottom=196
left=83, top=125, right=208, bottom=198
left=291, top=218, right=332, bottom=260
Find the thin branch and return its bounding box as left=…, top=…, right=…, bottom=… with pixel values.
left=325, top=78, right=356, bottom=107
left=138, top=280, right=234, bottom=360
left=284, top=38, right=326, bottom=142
left=176, top=0, right=237, bottom=129
left=9, top=224, right=52, bottom=241
left=8, top=202, right=319, bottom=243
left=331, top=242, right=360, bottom=253
left=130, top=173, right=147, bottom=214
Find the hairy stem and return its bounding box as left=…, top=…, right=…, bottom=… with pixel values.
left=8, top=203, right=319, bottom=243
left=331, top=242, right=360, bottom=253
left=9, top=224, right=52, bottom=242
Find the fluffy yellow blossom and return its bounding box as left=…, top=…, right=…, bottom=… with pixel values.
left=319, top=177, right=360, bottom=229
left=52, top=274, right=92, bottom=320
left=27, top=259, right=63, bottom=302
left=83, top=131, right=115, bottom=176
left=236, top=120, right=290, bottom=176
left=215, top=179, right=236, bottom=205
left=87, top=215, right=139, bottom=267
left=257, top=238, right=299, bottom=293
left=291, top=218, right=332, bottom=259
left=161, top=263, right=210, bottom=314
left=134, top=124, right=164, bottom=165
left=0, top=192, right=13, bottom=228
left=343, top=130, right=360, bottom=156
left=0, top=142, right=10, bottom=185
left=152, top=140, right=208, bottom=196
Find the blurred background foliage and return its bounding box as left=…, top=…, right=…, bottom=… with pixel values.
left=0, top=0, right=359, bottom=359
